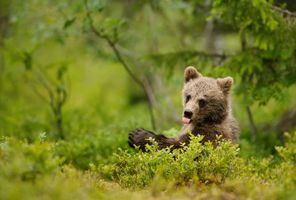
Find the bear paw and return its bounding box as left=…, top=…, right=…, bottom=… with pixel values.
left=128, top=128, right=156, bottom=150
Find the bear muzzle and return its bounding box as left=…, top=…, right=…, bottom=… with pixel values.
left=182, top=110, right=193, bottom=124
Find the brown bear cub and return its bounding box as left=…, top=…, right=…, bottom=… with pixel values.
left=128, top=66, right=239, bottom=150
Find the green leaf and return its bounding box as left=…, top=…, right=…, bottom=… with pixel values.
left=96, top=2, right=105, bottom=12
left=63, top=17, right=76, bottom=29
left=22, top=51, right=32, bottom=70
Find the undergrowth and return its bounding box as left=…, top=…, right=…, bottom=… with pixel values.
left=0, top=132, right=295, bottom=199
left=99, top=133, right=296, bottom=199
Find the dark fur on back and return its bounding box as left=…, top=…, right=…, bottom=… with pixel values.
left=128, top=66, right=239, bottom=150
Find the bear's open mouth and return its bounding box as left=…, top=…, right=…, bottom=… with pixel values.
left=182, top=117, right=192, bottom=124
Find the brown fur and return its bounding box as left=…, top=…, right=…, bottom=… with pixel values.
left=128, top=66, right=239, bottom=151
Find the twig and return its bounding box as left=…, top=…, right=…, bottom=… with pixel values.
left=271, top=5, right=296, bottom=17
left=84, top=0, right=156, bottom=130
left=110, top=43, right=157, bottom=130
left=149, top=50, right=229, bottom=60
left=26, top=64, right=67, bottom=139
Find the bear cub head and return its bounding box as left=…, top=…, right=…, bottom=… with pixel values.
left=182, top=66, right=233, bottom=126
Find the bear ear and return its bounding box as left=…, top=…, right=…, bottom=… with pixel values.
left=217, top=77, right=233, bottom=95
left=184, top=66, right=202, bottom=83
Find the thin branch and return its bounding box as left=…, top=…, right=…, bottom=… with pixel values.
left=34, top=69, right=54, bottom=98
left=84, top=1, right=142, bottom=86
left=84, top=0, right=156, bottom=130
left=109, top=42, right=156, bottom=129
left=30, top=81, right=50, bottom=104
left=111, top=45, right=157, bottom=130
left=107, top=42, right=156, bottom=130
left=191, top=50, right=229, bottom=59
left=271, top=5, right=296, bottom=17
left=34, top=70, right=56, bottom=113
left=149, top=50, right=230, bottom=60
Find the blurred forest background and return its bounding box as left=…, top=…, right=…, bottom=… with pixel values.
left=0, top=0, right=296, bottom=199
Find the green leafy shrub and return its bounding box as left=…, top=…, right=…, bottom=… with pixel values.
left=54, top=126, right=131, bottom=169
left=0, top=137, right=60, bottom=182
left=101, top=135, right=243, bottom=188
left=98, top=132, right=296, bottom=200
left=1, top=133, right=295, bottom=200
left=275, top=132, right=296, bottom=163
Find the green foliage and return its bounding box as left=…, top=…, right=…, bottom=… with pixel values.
left=211, top=0, right=296, bottom=104
left=0, top=137, right=60, bottom=182
left=22, top=51, right=33, bottom=70
left=1, top=0, right=296, bottom=199
left=1, top=132, right=295, bottom=199
left=63, top=17, right=76, bottom=30
left=145, top=0, right=296, bottom=105
left=21, top=51, right=70, bottom=139
left=101, top=136, right=239, bottom=188
left=54, top=127, right=130, bottom=169
left=100, top=134, right=295, bottom=190
left=275, top=132, right=296, bottom=163
left=94, top=133, right=296, bottom=199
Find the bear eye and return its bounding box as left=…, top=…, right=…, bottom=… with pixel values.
left=198, top=99, right=207, bottom=108
left=185, top=95, right=191, bottom=103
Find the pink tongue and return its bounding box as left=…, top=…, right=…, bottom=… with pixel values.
left=182, top=117, right=191, bottom=124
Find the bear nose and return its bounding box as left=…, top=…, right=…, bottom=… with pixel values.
left=183, top=111, right=193, bottom=119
